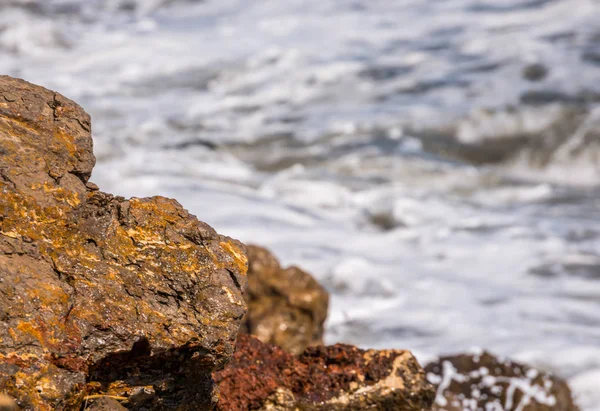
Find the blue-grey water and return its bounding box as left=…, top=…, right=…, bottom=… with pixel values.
left=1, top=0, right=599, bottom=408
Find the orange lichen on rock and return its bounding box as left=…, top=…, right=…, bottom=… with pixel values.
left=0, top=76, right=248, bottom=410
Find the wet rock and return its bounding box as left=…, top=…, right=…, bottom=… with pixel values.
left=0, top=76, right=248, bottom=410
left=582, top=50, right=600, bottom=66
left=520, top=90, right=600, bottom=106
left=522, top=63, right=548, bottom=82
left=214, top=334, right=435, bottom=411
left=425, top=352, right=578, bottom=411
left=239, top=245, right=329, bottom=354
left=417, top=105, right=590, bottom=168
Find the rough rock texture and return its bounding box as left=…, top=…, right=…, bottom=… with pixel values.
left=425, top=352, right=578, bottom=411
left=84, top=396, right=128, bottom=411
left=0, top=76, right=248, bottom=410
left=240, top=245, right=328, bottom=354
left=214, top=334, right=435, bottom=411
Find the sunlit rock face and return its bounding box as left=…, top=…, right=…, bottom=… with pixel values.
left=426, top=352, right=578, bottom=411
left=0, top=76, right=248, bottom=410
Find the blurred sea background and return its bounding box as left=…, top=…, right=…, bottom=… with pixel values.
left=1, top=0, right=599, bottom=408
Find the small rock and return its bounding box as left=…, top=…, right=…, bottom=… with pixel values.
left=86, top=181, right=99, bottom=191
left=84, top=397, right=127, bottom=411
left=523, top=63, right=549, bottom=82
left=425, top=352, right=578, bottom=410
left=240, top=245, right=329, bottom=354
left=126, top=386, right=155, bottom=407
left=0, top=394, right=18, bottom=411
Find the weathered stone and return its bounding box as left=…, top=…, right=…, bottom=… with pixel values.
left=214, top=334, right=435, bottom=410
left=425, top=352, right=578, bottom=411
left=84, top=396, right=128, bottom=411
left=0, top=76, right=248, bottom=410
left=240, top=245, right=328, bottom=354
left=522, top=63, right=548, bottom=82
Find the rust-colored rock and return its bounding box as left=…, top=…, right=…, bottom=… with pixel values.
left=214, top=334, right=435, bottom=410
left=240, top=245, right=329, bottom=354
left=0, top=76, right=248, bottom=410
left=425, top=352, right=578, bottom=411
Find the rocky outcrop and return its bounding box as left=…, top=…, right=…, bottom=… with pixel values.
left=0, top=76, right=248, bottom=410
left=240, top=245, right=329, bottom=354
left=3, top=75, right=580, bottom=411
left=425, top=352, right=578, bottom=411
left=214, top=334, right=435, bottom=411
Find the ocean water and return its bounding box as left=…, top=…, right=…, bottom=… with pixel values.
left=1, top=0, right=599, bottom=408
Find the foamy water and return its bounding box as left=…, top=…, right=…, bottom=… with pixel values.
left=2, top=0, right=599, bottom=408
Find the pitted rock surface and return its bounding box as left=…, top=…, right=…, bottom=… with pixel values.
left=240, top=245, right=328, bottom=354
left=214, top=334, right=435, bottom=410
left=425, top=352, right=578, bottom=411
left=0, top=76, right=248, bottom=410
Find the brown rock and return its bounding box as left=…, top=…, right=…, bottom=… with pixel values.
left=0, top=76, right=248, bottom=410
left=425, top=352, right=578, bottom=410
left=0, top=394, right=18, bottom=411
left=83, top=396, right=128, bottom=411
left=214, top=334, right=435, bottom=410
left=240, top=245, right=329, bottom=354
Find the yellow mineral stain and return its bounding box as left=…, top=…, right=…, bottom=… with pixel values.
left=0, top=352, right=39, bottom=361
left=0, top=116, right=39, bottom=134
left=16, top=322, right=45, bottom=344
left=52, top=128, right=79, bottom=159
left=126, top=227, right=164, bottom=246
left=220, top=240, right=248, bottom=275
left=221, top=286, right=238, bottom=305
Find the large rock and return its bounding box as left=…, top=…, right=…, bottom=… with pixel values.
left=240, top=245, right=328, bottom=354
left=425, top=352, right=578, bottom=410
left=214, top=334, right=435, bottom=410
left=0, top=76, right=248, bottom=410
